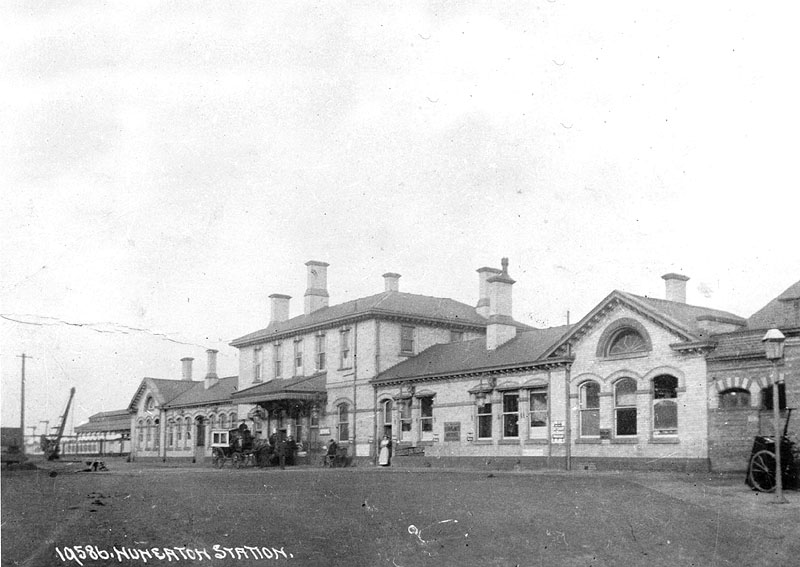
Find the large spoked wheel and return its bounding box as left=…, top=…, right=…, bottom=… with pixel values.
left=212, top=450, right=224, bottom=469
left=749, top=449, right=777, bottom=492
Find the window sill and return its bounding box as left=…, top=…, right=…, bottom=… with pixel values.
left=524, top=438, right=549, bottom=445
left=472, top=439, right=494, bottom=445
left=338, top=366, right=353, bottom=371
left=399, top=351, right=415, bottom=357
left=650, top=437, right=679, bottom=444
left=601, top=351, right=650, bottom=362
left=575, top=438, right=601, bottom=444
left=611, top=437, right=639, bottom=444
left=499, top=439, right=520, bottom=445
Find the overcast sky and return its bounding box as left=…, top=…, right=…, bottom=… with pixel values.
left=2, top=2, right=798, bottom=434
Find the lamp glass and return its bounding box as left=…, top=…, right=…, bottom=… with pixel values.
left=762, top=329, right=786, bottom=361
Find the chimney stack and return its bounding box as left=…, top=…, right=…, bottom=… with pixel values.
left=662, top=273, right=689, bottom=304
left=269, top=294, right=291, bottom=323
left=304, top=260, right=330, bottom=315
left=383, top=272, right=401, bottom=292
left=204, top=349, right=219, bottom=390
left=486, top=258, right=517, bottom=350
left=476, top=266, right=503, bottom=318
left=181, top=357, right=194, bottom=381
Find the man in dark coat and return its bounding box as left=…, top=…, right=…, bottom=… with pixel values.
left=286, top=435, right=298, bottom=466
left=275, top=435, right=287, bottom=470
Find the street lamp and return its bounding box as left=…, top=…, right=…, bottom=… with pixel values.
left=762, top=328, right=787, bottom=503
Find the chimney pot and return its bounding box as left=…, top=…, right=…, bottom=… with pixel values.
left=304, top=260, right=330, bottom=314
left=269, top=294, right=291, bottom=323
left=476, top=267, right=503, bottom=318
left=383, top=272, right=401, bottom=292
left=181, top=357, right=194, bottom=381
left=662, top=273, right=690, bottom=303
left=204, top=349, right=219, bottom=389
left=486, top=258, right=517, bottom=349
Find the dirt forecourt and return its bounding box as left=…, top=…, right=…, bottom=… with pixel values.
left=2, top=460, right=799, bottom=567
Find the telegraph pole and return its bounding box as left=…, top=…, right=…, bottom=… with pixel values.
left=17, top=354, right=30, bottom=456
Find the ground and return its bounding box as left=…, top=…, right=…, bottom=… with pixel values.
left=2, top=459, right=799, bottom=567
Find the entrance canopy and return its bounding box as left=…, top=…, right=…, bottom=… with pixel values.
left=231, top=374, right=326, bottom=405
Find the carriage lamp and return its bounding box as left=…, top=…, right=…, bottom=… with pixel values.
left=762, top=328, right=787, bottom=504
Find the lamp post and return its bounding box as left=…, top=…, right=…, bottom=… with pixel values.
left=762, top=328, right=787, bottom=504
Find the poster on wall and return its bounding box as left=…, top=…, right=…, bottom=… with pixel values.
left=444, top=422, right=461, bottom=442
left=551, top=421, right=565, bottom=444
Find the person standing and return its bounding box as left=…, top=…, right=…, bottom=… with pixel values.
left=286, top=435, right=298, bottom=466
left=275, top=435, right=287, bottom=470
left=378, top=435, right=391, bottom=467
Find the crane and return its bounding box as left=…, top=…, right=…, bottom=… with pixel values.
left=40, top=387, right=76, bottom=460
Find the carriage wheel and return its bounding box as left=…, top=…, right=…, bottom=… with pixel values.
left=749, top=449, right=777, bottom=492
left=212, top=451, right=224, bottom=468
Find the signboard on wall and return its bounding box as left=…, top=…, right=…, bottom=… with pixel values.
left=444, top=422, right=461, bottom=442
left=551, top=421, right=565, bottom=444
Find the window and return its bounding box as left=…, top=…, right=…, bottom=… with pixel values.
left=315, top=333, right=326, bottom=371
left=340, top=328, right=351, bottom=368
left=720, top=388, right=751, bottom=409
left=294, top=339, right=303, bottom=373
left=399, top=401, right=412, bottom=437
left=420, top=397, right=434, bottom=439
left=401, top=326, right=415, bottom=354
left=274, top=343, right=282, bottom=378
left=219, top=414, right=228, bottom=430
left=145, top=396, right=155, bottom=412
left=212, top=430, right=228, bottom=445
left=653, top=375, right=678, bottom=436
left=253, top=347, right=262, bottom=382
left=529, top=389, right=548, bottom=437
left=145, top=418, right=152, bottom=449
left=502, top=392, right=519, bottom=438
left=614, top=378, right=637, bottom=436
left=167, top=421, right=174, bottom=448
left=580, top=382, right=600, bottom=437
left=337, top=403, right=349, bottom=442
left=450, top=330, right=464, bottom=342
left=607, top=329, right=648, bottom=356
left=761, top=383, right=787, bottom=411
left=176, top=419, right=182, bottom=443
left=137, top=420, right=144, bottom=447
left=477, top=402, right=492, bottom=439
left=382, top=399, right=393, bottom=437
left=184, top=417, right=192, bottom=447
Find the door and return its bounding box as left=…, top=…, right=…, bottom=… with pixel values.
left=195, top=417, right=206, bottom=460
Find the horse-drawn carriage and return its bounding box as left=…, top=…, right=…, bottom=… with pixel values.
left=211, top=427, right=262, bottom=468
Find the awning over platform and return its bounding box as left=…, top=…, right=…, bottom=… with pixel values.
left=231, top=373, right=326, bottom=405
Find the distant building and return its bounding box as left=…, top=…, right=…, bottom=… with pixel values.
left=62, top=409, right=132, bottom=456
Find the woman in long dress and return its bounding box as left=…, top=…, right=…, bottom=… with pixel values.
left=378, top=435, right=391, bottom=466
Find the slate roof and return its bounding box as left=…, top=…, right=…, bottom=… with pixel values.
left=75, top=410, right=131, bottom=433
left=147, top=378, right=196, bottom=405
left=231, top=373, right=327, bottom=403
left=372, top=325, right=573, bottom=384
left=706, top=330, right=766, bottom=361
left=622, top=292, right=746, bottom=335
left=230, top=290, right=531, bottom=347
left=747, top=279, right=800, bottom=330
left=165, top=376, right=239, bottom=408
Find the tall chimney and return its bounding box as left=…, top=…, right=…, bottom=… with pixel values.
left=476, top=267, right=502, bottom=318
left=486, top=258, right=517, bottom=350
left=662, top=273, right=689, bottom=304
left=383, top=272, right=401, bottom=292
left=204, top=349, right=219, bottom=390
left=181, top=357, right=194, bottom=381
left=269, top=294, right=291, bottom=323
left=304, top=260, right=330, bottom=315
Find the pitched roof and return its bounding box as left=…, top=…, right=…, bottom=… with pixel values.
left=622, top=292, right=746, bottom=336
left=707, top=330, right=767, bottom=361
left=231, top=373, right=327, bottom=404
left=75, top=411, right=131, bottom=433
left=165, top=376, right=239, bottom=408
left=747, top=279, right=800, bottom=330
left=230, top=290, right=531, bottom=347
left=372, top=325, right=573, bottom=385
left=127, top=377, right=199, bottom=412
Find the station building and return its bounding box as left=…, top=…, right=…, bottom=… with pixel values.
left=125, top=257, right=798, bottom=472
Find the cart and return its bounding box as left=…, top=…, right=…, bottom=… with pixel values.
left=746, top=409, right=798, bottom=492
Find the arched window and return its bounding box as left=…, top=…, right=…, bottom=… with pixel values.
left=184, top=417, right=192, bottom=447
left=653, top=375, right=678, bottom=436
left=579, top=382, right=600, bottom=437
left=145, top=418, right=153, bottom=449
left=137, top=419, right=144, bottom=448
left=720, top=388, right=751, bottom=409
left=337, top=403, right=350, bottom=442
left=614, top=378, right=637, bottom=436
left=607, top=329, right=648, bottom=356
left=167, top=421, right=174, bottom=448
left=230, top=412, right=237, bottom=426
left=145, top=396, right=155, bottom=412
left=219, top=414, right=228, bottom=430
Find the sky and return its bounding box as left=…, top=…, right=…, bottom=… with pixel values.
left=2, top=2, right=798, bottom=436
